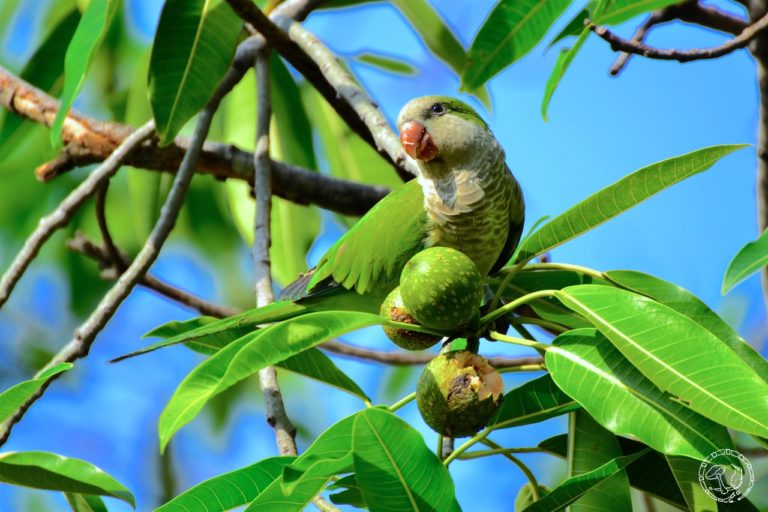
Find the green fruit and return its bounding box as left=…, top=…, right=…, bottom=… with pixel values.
left=380, top=287, right=441, bottom=351
left=416, top=350, right=503, bottom=437
left=400, top=247, right=483, bottom=330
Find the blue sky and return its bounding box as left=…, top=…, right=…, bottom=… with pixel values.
left=0, top=0, right=765, bottom=510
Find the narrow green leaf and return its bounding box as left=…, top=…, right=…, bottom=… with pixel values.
left=568, top=411, right=631, bottom=511
left=516, top=145, right=748, bottom=260
left=723, top=228, right=768, bottom=293
left=155, top=456, right=294, bottom=512
left=548, top=8, right=588, bottom=46
left=489, top=374, right=579, bottom=430
left=541, top=26, right=589, bottom=121
left=50, top=0, right=121, bottom=148
left=149, top=0, right=242, bottom=145
left=522, top=450, right=647, bottom=512
left=547, top=329, right=734, bottom=461
left=328, top=475, right=366, bottom=508
left=0, top=452, right=134, bottom=507
left=0, top=363, right=73, bottom=423
left=64, top=493, right=107, bottom=512
left=463, top=0, right=572, bottom=90
left=594, top=0, right=680, bottom=26
left=158, top=312, right=380, bottom=450
left=556, top=286, right=768, bottom=438
left=606, top=270, right=768, bottom=384
left=353, top=408, right=460, bottom=512
left=355, top=53, right=417, bottom=75
left=666, top=456, right=716, bottom=512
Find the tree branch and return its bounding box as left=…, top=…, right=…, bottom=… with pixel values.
left=0, top=121, right=155, bottom=311
left=0, top=66, right=389, bottom=217
left=591, top=9, right=768, bottom=63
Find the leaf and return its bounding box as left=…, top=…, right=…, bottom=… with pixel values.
left=0, top=452, right=134, bottom=507
left=541, top=26, right=589, bottom=121
left=489, top=374, right=579, bottom=430
left=149, top=0, right=242, bottom=145
left=49, top=0, right=121, bottom=148
left=352, top=408, right=460, bottom=512
left=0, top=363, right=73, bottom=423
left=64, top=493, right=107, bottom=512
left=594, top=0, right=680, bottom=26
left=521, top=450, right=647, bottom=512
left=546, top=329, right=735, bottom=461
left=462, top=0, right=572, bottom=91
left=155, top=456, right=294, bottom=512
left=556, top=286, right=768, bottom=438
left=723, top=228, right=768, bottom=293
left=548, top=8, right=588, bottom=46
left=606, top=270, right=768, bottom=384
left=158, top=312, right=380, bottom=450
left=666, top=456, right=716, bottom=512
left=355, top=53, right=417, bottom=75
left=568, top=411, right=631, bottom=511
left=328, top=475, right=366, bottom=508
left=516, top=145, right=748, bottom=260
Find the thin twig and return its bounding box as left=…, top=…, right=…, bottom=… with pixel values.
left=590, top=10, right=768, bottom=63
left=0, top=121, right=155, bottom=311
left=94, top=182, right=123, bottom=269
left=0, top=64, right=244, bottom=447
left=0, top=66, right=389, bottom=217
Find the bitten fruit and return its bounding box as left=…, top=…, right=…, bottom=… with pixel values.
left=380, top=287, right=441, bottom=350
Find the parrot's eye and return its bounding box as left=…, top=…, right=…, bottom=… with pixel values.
left=430, top=103, right=446, bottom=115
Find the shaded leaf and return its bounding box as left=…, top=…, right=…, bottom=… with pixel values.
left=516, top=145, right=747, bottom=260
left=149, top=0, right=242, bottom=144
left=353, top=408, right=460, bottom=512
left=0, top=363, right=73, bottom=423
left=548, top=8, right=588, bottom=46
left=64, top=493, right=107, bottom=512
left=541, top=27, right=589, bottom=121
left=328, top=474, right=366, bottom=508
left=556, top=286, right=768, bottom=438
left=489, top=374, right=579, bottom=430
left=463, top=0, right=572, bottom=90
left=723, top=228, right=768, bottom=293
left=595, top=0, right=680, bottom=26
left=50, top=0, right=121, bottom=148
left=355, top=53, right=417, bottom=75
left=0, top=452, right=134, bottom=507
left=547, top=329, right=734, bottom=461
left=155, top=456, right=294, bottom=512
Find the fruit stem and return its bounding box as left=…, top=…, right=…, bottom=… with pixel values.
left=381, top=319, right=447, bottom=337
left=480, top=438, right=541, bottom=500
left=508, top=315, right=568, bottom=333
left=388, top=392, right=416, bottom=412
left=457, top=446, right=544, bottom=460
left=443, top=429, right=490, bottom=466
left=490, top=331, right=549, bottom=352
left=497, top=364, right=545, bottom=374
left=523, top=262, right=605, bottom=281
left=479, top=289, right=558, bottom=326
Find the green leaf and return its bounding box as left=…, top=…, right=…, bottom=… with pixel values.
left=50, top=0, right=121, bottom=148
left=556, top=286, right=768, bottom=438
left=546, top=329, right=734, bottom=461
left=522, top=449, right=647, bottom=512
left=516, top=145, right=748, bottom=260
left=64, top=493, right=107, bottom=512
left=606, top=270, right=768, bottom=384
left=158, top=312, right=380, bottom=450
left=568, top=411, right=631, bottom=511
left=489, top=374, right=579, bottom=430
left=155, top=456, right=294, bottom=512
left=594, top=0, right=680, bottom=26
left=0, top=363, right=73, bottom=423
left=355, top=53, right=417, bottom=75
left=723, top=228, right=768, bottom=293
left=463, top=0, right=572, bottom=91
left=0, top=452, right=134, bottom=507
left=149, top=0, right=242, bottom=145
left=666, top=456, right=715, bottom=512
left=541, top=26, right=589, bottom=121
left=548, top=8, right=588, bottom=46
left=328, top=475, right=366, bottom=508
left=352, top=408, right=460, bottom=512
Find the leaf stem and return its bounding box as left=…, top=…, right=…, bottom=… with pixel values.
left=480, top=290, right=557, bottom=326
left=443, top=430, right=490, bottom=466
left=508, top=315, right=568, bottom=333
left=389, top=392, right=416, bottom=412
left=490, top=332, right=549, bottom=352
left=497, top=364, right=546, bottom=374
left=480, top=438, right=541, bottom=500
left=380, top=319, right=447, bottom=337
left=523, top=262, right=606, bottom=281
left=457, top=446, right=544, bottom=460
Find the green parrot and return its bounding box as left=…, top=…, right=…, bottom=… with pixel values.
left=115, top=96, right=524, bottom=358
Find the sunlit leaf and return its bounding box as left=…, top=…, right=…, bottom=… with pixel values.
left=541, top=26, right=588, bottom=121
left=353, top=408, right=460, bottom=511
left=0, top=452, right=134, bottom=507
left=548, top=8, right=588, bottom=46
left=547, top=329, right=734, bottom=461
left=489, top=374, right=579, bottom=430
left=594, top=0, right=680, bottom=26
left=149, top=0, right=242, bottom=145
left=0, top=363, right=73, bottom=423
left=50, top=0, right=121, bottom=148
left=516, top=145, right=747, bottom=260
left=723, top=228, right=768, bottom=293
left=463, top=0, right=572, bottom=91
left=355, top=53, right=417, bottom=75
left=556, top=286, right=768, bottom=438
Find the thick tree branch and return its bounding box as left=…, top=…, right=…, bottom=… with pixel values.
left=591, top=9, right=768, bottom=63
left=0, top=121, right=155, bottom=311
left=0, top=66, right=389, bottom=217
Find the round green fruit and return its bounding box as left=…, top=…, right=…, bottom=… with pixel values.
left=416, top=350, right=504, bottom=437
left=400, top=247, right=483, bottom=331
left=380, top=287, right=442, bottom=351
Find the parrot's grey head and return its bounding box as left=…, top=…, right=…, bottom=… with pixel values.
left=397, top=96, right=496, bottom=179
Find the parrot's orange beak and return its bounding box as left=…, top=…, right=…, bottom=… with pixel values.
left=400, top=121, right=438, bottom=162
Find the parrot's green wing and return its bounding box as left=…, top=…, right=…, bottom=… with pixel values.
left=307, top=179, right=427, bottom=295
left=490, top=164, right=526, bottom=274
